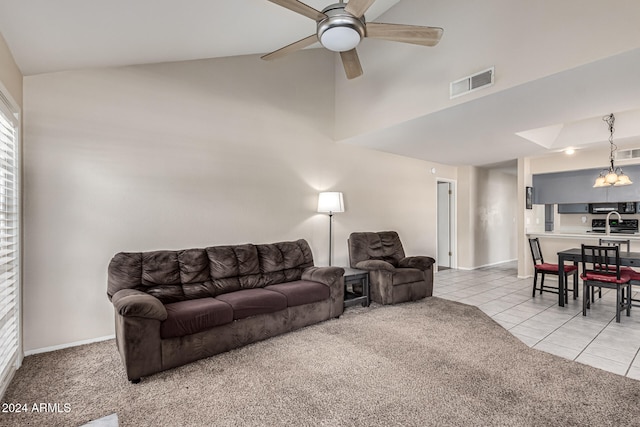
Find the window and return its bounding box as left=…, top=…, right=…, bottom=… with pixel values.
left=0, top=87, right=20, bottom=398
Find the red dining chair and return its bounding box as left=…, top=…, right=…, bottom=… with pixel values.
left=599, top=238, right=640, bottom=307
left=630, top=276, right=640, bottom=308
left=594, top=238, right=634, bottom=301
left=580, top=244, right=632, bottom=323
left=528, top=238, right=578, bottom=302
left=598, top=238, right=631, bottom=252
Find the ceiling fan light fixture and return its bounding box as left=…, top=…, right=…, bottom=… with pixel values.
left=319, top=26, right=361, bottom=52
left=317, top=4, right=365, bottom=52
left=263, top=0, right=444, bottom=80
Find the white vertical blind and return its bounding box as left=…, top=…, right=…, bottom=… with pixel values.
left=0, top=89, right=19, bottom=399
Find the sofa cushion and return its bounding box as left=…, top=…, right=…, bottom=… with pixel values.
left=348, top=231, right=406, bottom=268
left=141, top=251, right=185, bottom=303
left=207, top=245, right=262, bottom=292
left=160, top=298, right=233, bottom=339
left=142, top=251, right=181, bottom=286
left=257, top=241, right=316, bottom=286
left=178, top=249, right=210, bottom=284
left=265, top=280, right=330, bottom=307
left=215, top=288, right=287, bottom=320
left=177, top=249, right=220, bottom=300
left=107, top=252, right=143, bottom=298
left=392, top=268, right=424, bottom=285
left=257, top=244, right=287, bottom=285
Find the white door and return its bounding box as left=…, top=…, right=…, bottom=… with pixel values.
left=437, top=181, right=452, bottom=269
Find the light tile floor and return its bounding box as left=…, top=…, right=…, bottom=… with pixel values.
left=434, top=261, right=640, bottom=380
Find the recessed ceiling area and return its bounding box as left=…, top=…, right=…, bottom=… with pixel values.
left=1, top=0, right=640, bottom=167
left=516, top=109, right=640, bottom=152
left=338, top=47, right=640, bottom=165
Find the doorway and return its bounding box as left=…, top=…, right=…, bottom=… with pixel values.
left=437, top=180, right=456, bottom=270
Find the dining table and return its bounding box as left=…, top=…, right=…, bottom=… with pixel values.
left=557, top=247, right=640, bottom=307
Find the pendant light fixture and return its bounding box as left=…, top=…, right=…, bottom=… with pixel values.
left=593, top=113, right=633, bottom=187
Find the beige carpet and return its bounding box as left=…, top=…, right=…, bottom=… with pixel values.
left=2, top=298, right=640, bottom=427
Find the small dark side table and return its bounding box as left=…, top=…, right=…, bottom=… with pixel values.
left=342, top=267, right=370, bottom=308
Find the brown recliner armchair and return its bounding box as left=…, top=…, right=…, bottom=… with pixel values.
left=348, top=231, right=435, bottom=305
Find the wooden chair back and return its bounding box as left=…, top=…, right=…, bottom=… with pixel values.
left=528, top=238, right=544, bottom=266
left=598, top=238, right=631, bottom=252
left=581, top=244, right=623, bottom=280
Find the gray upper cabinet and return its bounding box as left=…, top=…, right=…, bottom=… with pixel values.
left=532, top=165, right=640, bottom=204
left=557, top=203, right=589, bottom=214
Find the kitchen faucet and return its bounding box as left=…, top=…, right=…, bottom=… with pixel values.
left=605, top=211, right=623, bottom=235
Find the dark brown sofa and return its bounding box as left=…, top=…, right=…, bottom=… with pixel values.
left=348, top=231, right=435, bottom=305
left=107, top=239, right=344, bottom=383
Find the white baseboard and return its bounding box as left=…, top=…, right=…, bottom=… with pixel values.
left=457, top=258, right=517, bottom=271
left=24, top=335, right=115, bottom=356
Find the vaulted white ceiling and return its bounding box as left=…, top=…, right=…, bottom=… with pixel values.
left=0, top=0, right=400, bottom=75
left=1, top=0, right=640, bottom=166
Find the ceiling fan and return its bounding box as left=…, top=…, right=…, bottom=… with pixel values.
left=261, top=0, right=444, bottom=80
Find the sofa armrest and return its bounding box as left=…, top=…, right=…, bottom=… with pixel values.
left=354, top=260, right=396, bottom=271
left=302, top=266, right=344, bottom=287
left=302, top=266, right=344, bottom=318
left=398, top=256, right=435, bottom=271
left=111, top=289, right=167, bottom=321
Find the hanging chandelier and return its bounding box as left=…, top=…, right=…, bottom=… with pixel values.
left=593, top=113, right=633, bottom=187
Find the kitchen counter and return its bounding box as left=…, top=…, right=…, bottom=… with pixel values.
left=527, top=231, right=640, bottom=240
left=526, top=231, right=640, bottom=261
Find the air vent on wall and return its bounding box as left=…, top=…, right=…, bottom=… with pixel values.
left=450, top=67, right=494, bottom=99
left=616, top=148, right=640, bottom=161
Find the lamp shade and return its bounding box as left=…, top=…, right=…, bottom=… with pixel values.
left=605, top=171, right=619, bottom=184
left=593, top=175, right=607, bottom=188
left=614, top=173, right=633, bottom=186
left=317, top=192, right=344, bottom=213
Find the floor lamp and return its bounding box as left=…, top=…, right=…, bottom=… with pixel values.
left=317, top=192, right=344, bottom=266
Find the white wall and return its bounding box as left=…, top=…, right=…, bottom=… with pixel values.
left=22, top=51, right=456, bottom=352
left=457, top=165, right=517, bottom=269
left=475, top=168, right=518, bottom=266
left=334, top=0, right=640, bottom=139
left=457, top=166, right=477, bottom=268
left=0, top=31, right=22, bottom=107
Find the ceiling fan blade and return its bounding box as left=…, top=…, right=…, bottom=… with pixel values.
left=261, top=34, right=318, bottom=61
left=340, top=49, right=363, bottom=80
left=366, top=22, right=444, bottom=46
left=267, top=0, right=327, bottom=21
left=344, top=0, right=376, bottom=18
